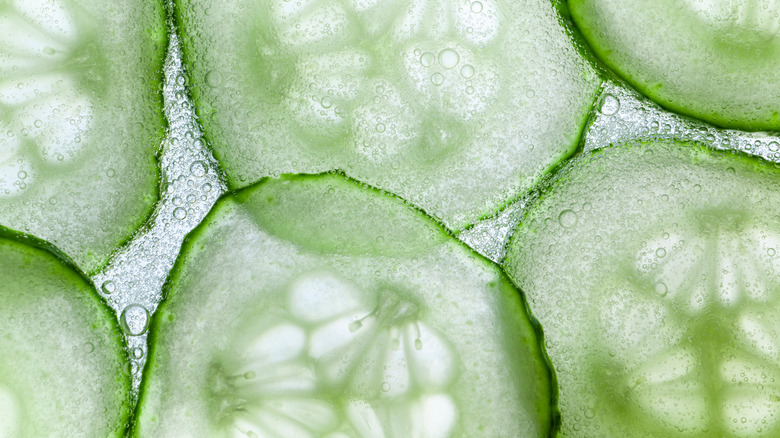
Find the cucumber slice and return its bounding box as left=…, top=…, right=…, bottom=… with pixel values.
left=0, top=0, right=166, bottom=273
left=0, top=227, right=132, bottom=437
left=569, top=0, right=780, bottom=131
left=134, top=173, right=554, bottom=437
left=173, top=0, right=600, bottom=229
left=504, top=140, right=780, bottom=437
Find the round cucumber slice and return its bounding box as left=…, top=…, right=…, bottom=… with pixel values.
left=0, top=227, right=132, bottom=437
left=0, top=0, right=166, bottom=273
left=569, top=0, right=780, bottom=131
left=173, top=0, right=600, bottom=230
left=134, top=173, right=554, bottom=437
left=504, top=140, right=780, bottom=437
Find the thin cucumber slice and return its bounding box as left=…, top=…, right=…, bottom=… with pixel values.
left=504, top=140, right=780, bottom=437
left=0, top=227, right=132, bottom=437
left=0, top=0, right=166, bottom=273
left=174, top=0, right=600, bottom=230
left=134, top=173, right=554, bottom=437
left=569, top=0, right=780, bottom=131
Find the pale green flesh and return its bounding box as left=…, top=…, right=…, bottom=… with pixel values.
left=0, top=0, right=165, bottom=273
left=504, top=140, right=780, bottom=437
left=174, top=0, right=600, bottom=229
left=569, top=0, right=780, bottom=131
left=0, top=230, right=132, bottom=437
left=134, top=174, right=553, bottom=437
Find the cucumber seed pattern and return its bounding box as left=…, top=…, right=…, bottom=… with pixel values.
left=212, top=272, right=458, bottom=438
left=175, top=0, right=600, bottom=229
left=0, top=0, right=164, bottom=272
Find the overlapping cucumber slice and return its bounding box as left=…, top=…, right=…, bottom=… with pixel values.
left=0, top=227, right=132, bottom=437
left=569, top=0, right=780, bottom=131
left=504, top=140, right=780, bottom=437
left=173, top=0, right=600, bottom=229
left=0, top=0, right=166, bottom=272
left=134, top=173, right=554, bottom=437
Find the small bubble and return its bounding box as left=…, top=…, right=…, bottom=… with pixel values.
left=190, top=161, right=207, bottom=177
left=431, top=73, right=444, bottom=86
left=33, top=120, right=42, bottom=128
left=203, top=183, right=213, bottom=192
left=120, top=304, right=149, bottom=336
left=173, top=207, right=187, bottom=220
left=768, top=248, right=776, bottom=257
left=654, top=282, right=668, bottom=297
left=460, top=64, right=475, bottom=78
left=205, top=71, right=222, bottom=87
left=381, top=382, right=391, bottom=392
left=470, top=1, right=483, bottom=12
left=598, top=94, right=620, bottom=115
left=83, top=342, right=95, bottom=353
left=769, top=142, right=780, bottom=152
left=558, top=209, right=578, bottom=228
left=584, top=408, right=595, bottom=419
left=375, top=123, right=386, bottom=133
left=106, top=168, right=116, bottom=178
left=101, top=281, right=116, bottom=295
left=420, top=52, right=435, bottom=67
left=655, top=248, right=666, bottom=258
left=17, top=170, right=27, bottom=180
left=693, top=184, right=701, bottom=193
left=438, top=49, right=459, bottom=69
left=132, top=347, right=144, bottom=359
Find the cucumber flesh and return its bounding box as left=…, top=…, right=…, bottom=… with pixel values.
left=0, top=228, right=132, bottom=437
left=0, top=0, right=166, bottom=273
left=134, top=173, right=554, bottom=437
left=504, top=140, right=780, bottom=437
left=569, top=0, right=780, bottom=131
left=174, top=0, right=600, bottom=229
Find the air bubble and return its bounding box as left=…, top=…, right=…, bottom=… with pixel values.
left=420, top=52, right=435, bottom=67
left=120, top=304, right=149, bottom=336
left=33, top=120, right=42, bottom=128
left=173, top=207, right=187, bottom=220
left=205, top=71, right=223, bottom=87
left=654, top=282, right=668, bottom=297
left=431, top=73, right=445, bottom=86
left=190, top=161, right=207, bottom=177
left=655, top=248, right=666, bottom=258
left=598, top=94, right=620, bottom=115
left=101, top=281, right=116, bottom=295
left=381, top=382, right=391, bottom=392
left=132, top=347, right=144, bottom=359
left=17, top=171, right=27, bottom=180
left=438, top=49, right=459, bottom=69
left=470, top=1, right=483, bottom=12
left=376, top=123, right=386, bottom=133
left=83, top=342, right=94, bottom=353
left=460, top=64, right=475, bottom=78
left=106, top=168, right=116, bottom=178
left=558, top=209, right=578, bottom=228
left=320, top=96, right=333, bottom=109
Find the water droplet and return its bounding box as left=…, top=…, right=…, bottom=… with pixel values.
left=83, top=342, right=94, bottom=353
left=173, top=207, right=187, bottom=220
left=460, top=64, right=475, bottom=78
left=769, top=142, right=780, bottom=152
left=381, top=382, right=391, bottom=392
left=654, top=282, right=668, bottom=297
left=320, top=96, right=333, bottom=109
left=431, top=73, right=445, bottom=86
left=120, top=304, right=149, bottom=336
left=470, top=1, right=483, bottom=12
left=558, top=209, right=578, bottom=228
left=598, top=94, right=620, bottom=115
left=438, top=49, right=459, bottom=69
left=349, top=320, right=363, bottom=332
left=420, top=52, right=435, bottom=67
left=655, top=248, right=666, bottom=258
left=101, top=281, right=116, bottom=295
left=190, top=161, right=207, bottom=177
left=205, top=70, right=222, bottom=87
